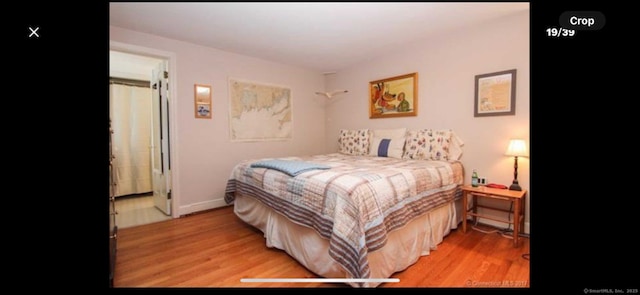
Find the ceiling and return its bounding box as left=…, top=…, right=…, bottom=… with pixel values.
left=110, top=2, right=529, bottom=73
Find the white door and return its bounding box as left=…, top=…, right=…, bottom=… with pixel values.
left=151, top=60, right=171, bottom=215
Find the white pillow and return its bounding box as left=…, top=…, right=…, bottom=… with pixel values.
left=371, top=128, right=407, bottom=139
left=369, top=128, right=407, bottom=158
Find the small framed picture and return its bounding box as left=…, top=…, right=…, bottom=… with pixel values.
left=474, top=69, right=516, bottom=117
left=194, top=84, right=212, bottom=119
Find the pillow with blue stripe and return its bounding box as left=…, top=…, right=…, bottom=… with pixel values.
left=369, top=136, right=405, bottom=158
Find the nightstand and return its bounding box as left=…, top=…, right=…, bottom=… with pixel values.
left=461, top=185, right=527, bottom=247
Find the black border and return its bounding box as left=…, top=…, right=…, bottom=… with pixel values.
left=532, top=1, right=634, bottom=293
left=12, top=1, right=109, bottom=289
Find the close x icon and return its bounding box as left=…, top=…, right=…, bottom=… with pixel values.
left=28, top=26, right=40, bottom=38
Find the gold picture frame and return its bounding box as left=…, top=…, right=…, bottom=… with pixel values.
left=194, top=84, right=212, bottom=119
left=369, top=72, right=418, bottom=119
left=474, top=69, right=516, bottom=117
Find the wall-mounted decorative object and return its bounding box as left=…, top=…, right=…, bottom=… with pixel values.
left=315, top=90, right=348, bottom=99
left=369, top=72, right=418, bottom=119
left=474, top=69, right=517, bottom=117
left=194, top=84, right=212, bottom=119
left=228, top=78, right=292, bottom=142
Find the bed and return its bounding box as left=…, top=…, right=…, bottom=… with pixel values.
left=224, top=129, right=465, bottom=287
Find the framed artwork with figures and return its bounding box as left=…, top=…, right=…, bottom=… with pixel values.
left=369, top=72, right=418, bottom=119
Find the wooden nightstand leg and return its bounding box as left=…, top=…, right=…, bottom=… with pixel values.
left=462, top=191, right=468, bottom=233
left=513, top=198, right=520, bottom=247
left=520, top=194, right=526, bottom=237
left=472, top=195, right=478, bottom=224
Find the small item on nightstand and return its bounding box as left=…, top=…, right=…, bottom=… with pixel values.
left=486, top=183, right=508, bottom=189
left=471, top=169, right=479, bottom=187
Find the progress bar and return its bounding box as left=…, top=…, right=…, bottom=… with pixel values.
left=241, top=278, right=399, bottom=283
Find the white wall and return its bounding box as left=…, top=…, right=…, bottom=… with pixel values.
left=325, top=11, right=530, bottom=232
left=110, top=26, right=327, bottom=215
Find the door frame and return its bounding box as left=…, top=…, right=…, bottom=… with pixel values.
left=110, top=41, right=181, bottom=219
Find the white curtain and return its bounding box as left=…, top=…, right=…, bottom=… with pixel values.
left=109, top=83, right=153, bottom=197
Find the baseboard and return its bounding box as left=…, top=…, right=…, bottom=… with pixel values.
left=178, top=198, right=231, bottom=216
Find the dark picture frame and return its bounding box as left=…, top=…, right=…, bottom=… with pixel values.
left=474, top=69, right=516, bottom=117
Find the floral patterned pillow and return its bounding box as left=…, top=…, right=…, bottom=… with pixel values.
left=338, top=129, right=370, bottom=155
left=402, top=129, right=452, bottom=161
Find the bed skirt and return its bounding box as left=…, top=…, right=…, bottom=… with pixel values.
left=233, top=193, right=464, bottom=287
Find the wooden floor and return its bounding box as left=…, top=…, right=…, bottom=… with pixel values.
left=113, top=205, right=530, bottom=288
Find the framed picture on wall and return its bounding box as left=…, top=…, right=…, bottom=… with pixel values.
left=369, top=72, right=418, bottom=119
left=474, top=69, right=516, bottom=117
left=194, top=84, right=212, bottom=119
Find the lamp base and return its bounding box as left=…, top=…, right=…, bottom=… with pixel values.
left=509, top=183, right=522, bottom=191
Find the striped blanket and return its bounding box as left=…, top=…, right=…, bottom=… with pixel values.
left=225, top=153, right=463, bottom=282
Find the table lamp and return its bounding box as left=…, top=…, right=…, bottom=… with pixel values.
left=505, top=139, right=528, bottom=191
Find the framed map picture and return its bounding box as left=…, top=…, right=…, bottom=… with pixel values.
left=228, top=78, right=292, bottom=142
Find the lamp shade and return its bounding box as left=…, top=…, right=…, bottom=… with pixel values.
left=505, top=139, right=528, bottom=157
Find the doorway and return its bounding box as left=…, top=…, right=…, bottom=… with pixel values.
left=109, top=47, right=176, bottom=228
